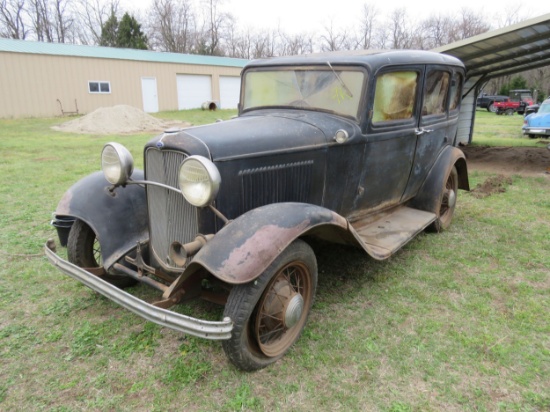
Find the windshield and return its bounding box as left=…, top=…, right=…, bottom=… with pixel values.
left=242, top=67, right=366, bottom=119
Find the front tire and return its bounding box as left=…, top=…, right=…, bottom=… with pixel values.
left=428, top=166, right=458, bottom=233
left=487, top=102, right=496, bottom=112
left=222, top=239, right=317, bottom=371
left=67, top=219, right=136, bottom=288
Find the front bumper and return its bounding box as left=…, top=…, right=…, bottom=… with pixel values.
left=45, top=241, right=233, bottom=340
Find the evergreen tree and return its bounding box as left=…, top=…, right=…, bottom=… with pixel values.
left=99, top=12, right=148, bottom=50
left=117, top=13, right=148, bottom=50
left=99, top=12, right=119, bottom=47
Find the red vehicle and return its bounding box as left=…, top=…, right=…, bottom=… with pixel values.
left=495, top=89, right=534, bottom=115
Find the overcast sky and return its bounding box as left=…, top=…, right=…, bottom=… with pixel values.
left=128, top=0, right=550, bottom=35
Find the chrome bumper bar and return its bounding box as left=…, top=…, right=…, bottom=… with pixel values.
left=45, top=242, right=233, bottom=340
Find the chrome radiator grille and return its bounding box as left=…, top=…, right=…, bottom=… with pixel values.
left=145, top=148, right=198, bottom=269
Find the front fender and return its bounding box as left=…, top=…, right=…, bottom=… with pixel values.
left=184, top=203, right=349, bottom=285
left=55, top=171, right=148, bottom=270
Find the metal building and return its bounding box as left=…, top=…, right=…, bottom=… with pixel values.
left=0, top=38, right=248, bottom=118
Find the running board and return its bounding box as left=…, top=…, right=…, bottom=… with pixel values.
left=350, top=207, right=436, bottom=260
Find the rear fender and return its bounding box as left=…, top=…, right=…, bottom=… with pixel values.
left=181, top=203, right=349, bottom=286
left=55, top=171, right=148, bottom=270
left=409, top=146, right=469, bottom=213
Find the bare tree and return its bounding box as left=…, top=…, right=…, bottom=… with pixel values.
left=0, top=0, right=28, bottom=39
left=147, top=0, right=196, bottom=53
left=319, top=20, right=350, bottom=51
left=422, top=14, right=454, bottom=49
left=356, top=3, right=378, bottom=50
left=197, top=0, right=233, bottom=56
left=75, top=0, right=119, bottom=45
left=496, top=5, right=527, bottom=28
left=451, top=8, right=490, bottom=41
left=277, top=30, right=314, bottom=56
left=52, top=0, right=74, bottom=43
left=387, top=8, right=414, bottom=49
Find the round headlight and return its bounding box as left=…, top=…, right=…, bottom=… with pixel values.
left=101, top=142, right=134, bottom=185
left=178, top=156, right=221, bottom=207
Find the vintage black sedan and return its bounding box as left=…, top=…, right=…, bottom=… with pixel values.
left=46, top=50, right=469, bottom=370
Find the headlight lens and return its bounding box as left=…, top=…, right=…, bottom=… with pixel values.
left=101, top=142, right=134, bottom=185
left=178, top=156, right=221, bottom=207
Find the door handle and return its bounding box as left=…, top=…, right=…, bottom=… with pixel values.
left=415, top=128, right=433, bottom=136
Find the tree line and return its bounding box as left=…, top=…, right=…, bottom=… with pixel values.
left=1, top=0, right=548, bottom=96
left=0, top=0, right=532, bottom=55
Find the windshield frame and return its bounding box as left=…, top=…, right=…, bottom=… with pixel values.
left=240, top=65, right=369, bottom=121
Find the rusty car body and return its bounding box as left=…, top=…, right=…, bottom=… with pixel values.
left=46, top=50, right=469, bottom=370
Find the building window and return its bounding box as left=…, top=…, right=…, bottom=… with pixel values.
left=88, top=81, right=111, bottom=94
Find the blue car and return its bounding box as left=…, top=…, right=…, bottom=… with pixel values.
left=522, top=98, right=550, bottom=138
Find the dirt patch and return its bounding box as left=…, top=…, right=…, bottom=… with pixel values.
left=461, top=145, right=550, bottom=177
left=52, top=105, right=190, bottom=135
left=470, top=175, right=513, bottom=198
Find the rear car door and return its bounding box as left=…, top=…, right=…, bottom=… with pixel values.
left=402, top=67, right=463, bottom=200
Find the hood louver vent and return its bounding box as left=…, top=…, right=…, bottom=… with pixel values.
left=239, top=160, right=314, bottom=212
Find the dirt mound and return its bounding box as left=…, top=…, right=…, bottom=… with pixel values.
left=471, top=175, right=513, bottom=198
left=461, top=145, right=550, bottom=176
left=53, top=105, right=171, bottom=134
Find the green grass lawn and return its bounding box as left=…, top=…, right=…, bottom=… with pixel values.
left=472, top=109, right=547, bottom=147
left=0, top=109, right=548, bottom=411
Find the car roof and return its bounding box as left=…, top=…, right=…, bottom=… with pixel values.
left=245, top=50, right=465, bottom=71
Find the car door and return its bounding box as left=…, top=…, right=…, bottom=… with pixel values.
left=401, top=67, right=463, bottom=201
left=346, top=66, right=423, bottom=218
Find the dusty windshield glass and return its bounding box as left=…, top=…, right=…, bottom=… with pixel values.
left=242, top=67, right=366, bottom=119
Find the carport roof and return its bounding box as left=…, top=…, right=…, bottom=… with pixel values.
left=0, top=38, right=248, bottom=68
left=433, top=13, right=550, bottom=81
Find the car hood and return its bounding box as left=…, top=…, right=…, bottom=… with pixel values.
left=148, top=111, right=358, bottom=161
left=526, top=111, right=550, bottom=127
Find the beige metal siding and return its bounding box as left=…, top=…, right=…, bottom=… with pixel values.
left=0, top=52, right=243, bottom=118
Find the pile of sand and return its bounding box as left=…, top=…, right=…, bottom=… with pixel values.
left=52, top=105, right=170, bottom=134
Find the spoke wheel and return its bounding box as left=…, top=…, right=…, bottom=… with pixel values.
left=67, top=219, right=136, bottom=288
left=222, top=239, right=317, bottom=371
left=254, top=261, right=312, bottom=357
left=428, top=166, right=458, bottom=233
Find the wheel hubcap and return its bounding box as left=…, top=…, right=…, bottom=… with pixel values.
left=447, top=189, right=456, bottom=209
left=284, top=293, right=304, bottom=328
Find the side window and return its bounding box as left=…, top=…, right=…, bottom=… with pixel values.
left=372, top=71, right=418, bottom=123
left=88, top=81, right=111, bottom=94
left=449, top=72, right=463, bottom=112
left=422, top=70, right=450, bottom=116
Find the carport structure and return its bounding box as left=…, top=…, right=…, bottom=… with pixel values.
left=434, top=13, right=550, bottom=145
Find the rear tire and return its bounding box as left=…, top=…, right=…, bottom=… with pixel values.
left=428, top=166, right=458, bottom=233
left=67, top=219, right=136, bottom=288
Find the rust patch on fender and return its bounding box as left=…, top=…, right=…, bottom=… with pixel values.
left=55, top=188, right=74, bottom=215
left=218, top=219, right=311, bottom=282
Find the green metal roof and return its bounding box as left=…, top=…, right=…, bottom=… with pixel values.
left=0, top=37, right=248, bottom=68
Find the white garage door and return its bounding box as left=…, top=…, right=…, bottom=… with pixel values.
left=219, top=76, right=241, bottom=109
left=177, top=74, right=212, bottom=109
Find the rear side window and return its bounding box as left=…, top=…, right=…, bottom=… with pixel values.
left=372, top=71, right=418, bottom=123
left=449, top=73, right=463, bottom=111
left=422, top=70, right=450, bottom=116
